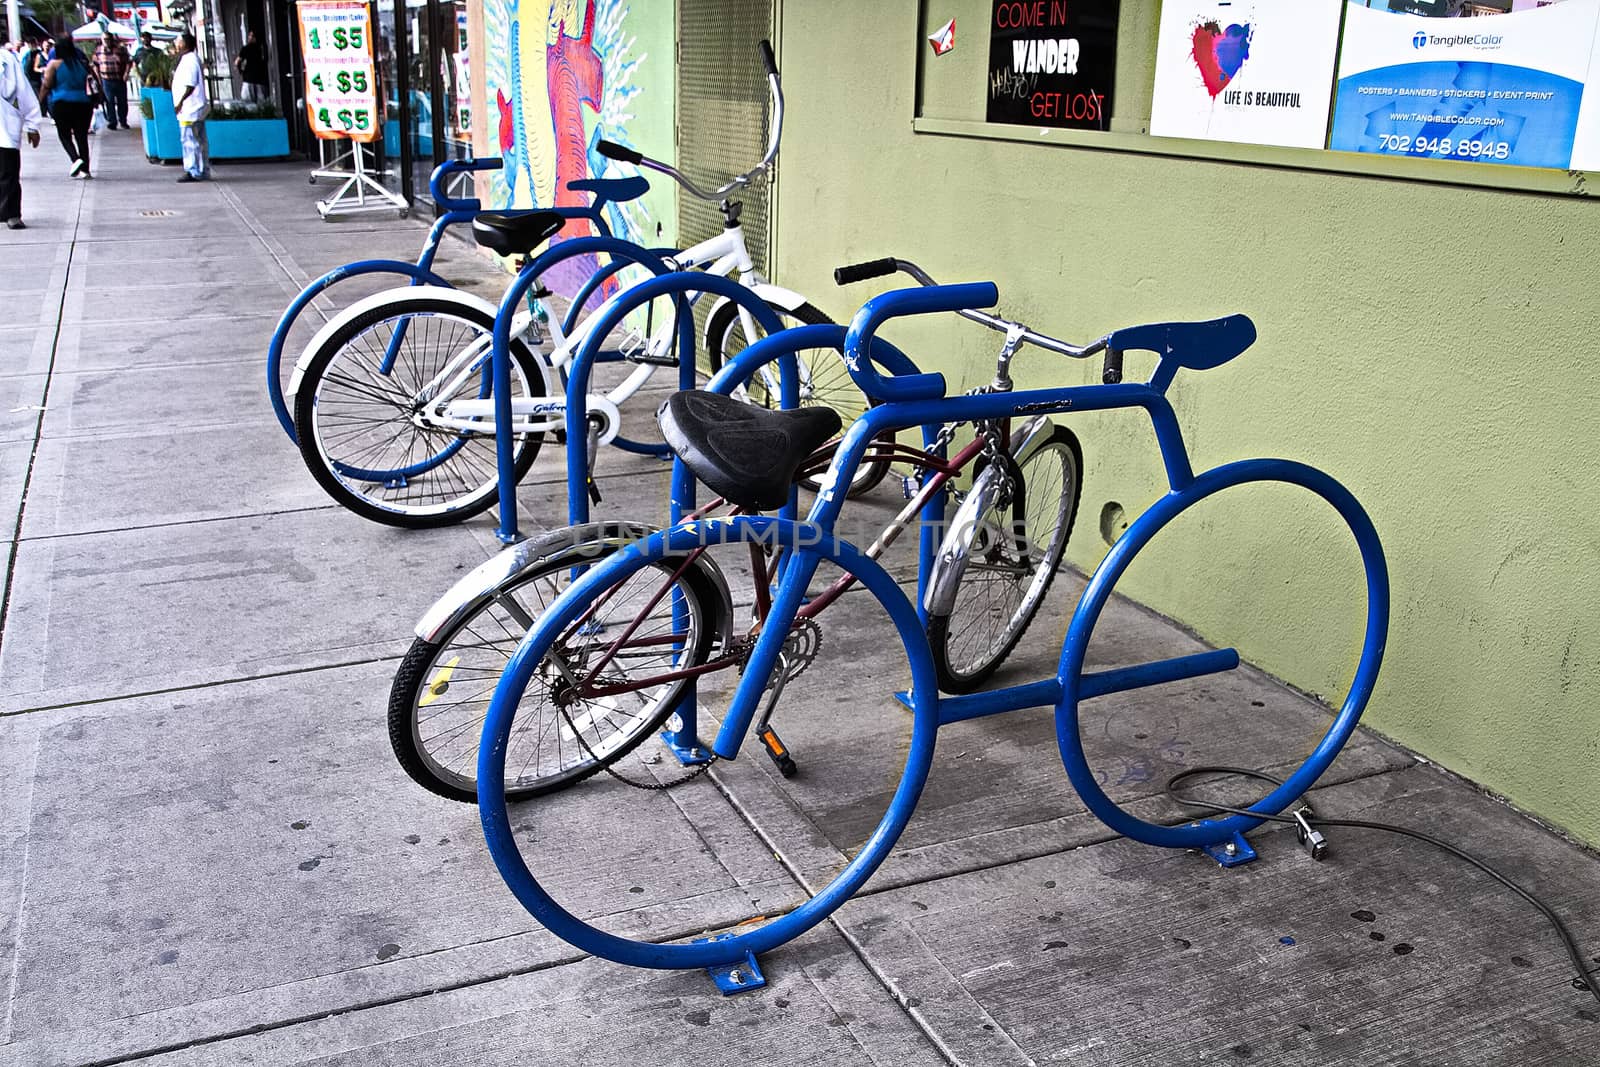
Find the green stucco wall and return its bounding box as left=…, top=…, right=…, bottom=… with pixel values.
left=771, top=1, right=1600, bottom=844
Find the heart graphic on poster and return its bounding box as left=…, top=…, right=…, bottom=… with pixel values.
left=1190, top=22, right=1252, bottom=99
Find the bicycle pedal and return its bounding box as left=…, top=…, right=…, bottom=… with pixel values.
left=758, top=727, right=798, bottom=778
left=587, top=479, right=603, bottom=505
left=622, top=350, right=679, bottom=368
left=900, top=475, right=919, bottom=501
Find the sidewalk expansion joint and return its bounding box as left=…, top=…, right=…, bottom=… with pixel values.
left=0, top=655, right=404, bottom=720
left=0, top=181, right=86, bottom=659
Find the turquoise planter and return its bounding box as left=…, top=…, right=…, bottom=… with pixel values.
left=209, top=118, right=290, bottom=160
left=139, top=89, right=290, bottom=162
left=139, top=87, right=182, bottom=162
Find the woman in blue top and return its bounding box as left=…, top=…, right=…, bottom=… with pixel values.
left=39, top=35, right=95, bottom=178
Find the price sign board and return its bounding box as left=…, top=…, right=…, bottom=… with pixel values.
left=297, top=0, right=381, bottom=143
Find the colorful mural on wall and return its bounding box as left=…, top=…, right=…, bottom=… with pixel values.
left=481, top=0, right=675, bottom=297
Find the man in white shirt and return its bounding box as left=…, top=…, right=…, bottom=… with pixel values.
left=171, top=32, right=211, bottom=183
left=0, top=38, right=43, bottom=229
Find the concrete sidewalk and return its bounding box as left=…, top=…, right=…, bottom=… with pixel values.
left=1, top=132, right=1597, bottom=1066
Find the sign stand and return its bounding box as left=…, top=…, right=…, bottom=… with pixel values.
left=297, top=0, right=406, bottom=219
left=312, top=140, right=408, bottom=218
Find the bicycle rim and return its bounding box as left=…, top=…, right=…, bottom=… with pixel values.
left=402, top=551, right=712, bottom=798
left=934, top=428, right=1082, bottom=687
left=302, top=307, right=543, bottom=521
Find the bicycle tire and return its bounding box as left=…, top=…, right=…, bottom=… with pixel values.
left=705, top=300, right=891, bottom=496
left=928, top=424, right=1083, bottom=692
left=388, top=524, right=724, bottom=802
left=293, top=293, right=547, bottom=528
left=1055, top=459, right=1389, bottom=849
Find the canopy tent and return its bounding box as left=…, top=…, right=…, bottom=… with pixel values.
left=69, top=17, right=179, bottom=42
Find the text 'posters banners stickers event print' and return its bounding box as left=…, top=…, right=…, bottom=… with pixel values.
left=1330, top=0, right=1600, bottom=170
left=986, top=0, right=1121, bottom=129
left=1150, top=1, right=1343, bottom=149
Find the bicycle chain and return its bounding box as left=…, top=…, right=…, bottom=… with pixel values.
left=547, top=617, right=821, bottom=793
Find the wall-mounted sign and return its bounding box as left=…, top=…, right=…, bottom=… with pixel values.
left=985, top=0, right=1120, bottom=129
left=929, top=18, right=957, bottom=56
left=1330, top=0, right=1600, bottom=170
left=1150, top=0, right=1343, bottom=149
left=297, top=0, right=382, bottom=143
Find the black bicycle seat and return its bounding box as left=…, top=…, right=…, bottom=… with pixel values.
left=659, top=391, right=841, bottom=512
left=471, top=211, right=566, bottom=257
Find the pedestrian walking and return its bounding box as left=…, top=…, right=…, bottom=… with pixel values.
left=1, top=37, right=44, bottom=229
left=25, top=35, right=48, bottom=116
left=39, top=35, right=97, bottom=180
left=171, top=33, right=209, bottom=183
left=93, top=34, right=131, bottom=130
left=133, top=32, right=160, bottom=82
left=233, top=31, right=268, bottom=103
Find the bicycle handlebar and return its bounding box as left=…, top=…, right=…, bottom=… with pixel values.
left=597, top=140, right=643, bottom=166
left=837, top=255, right=1124, bottom=380
left=833, top=258, right=899, bottom=286
left=429, top=157, right=504, bottom=211
left=594, top=41, right=782, bottom=203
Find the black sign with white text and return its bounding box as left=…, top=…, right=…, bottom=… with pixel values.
left=985, top=0, right=1120, bottom=129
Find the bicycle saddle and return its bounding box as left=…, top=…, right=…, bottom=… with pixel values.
left=659, top=391, right=841, bottom=512
left=471, top=211, right=566, bottom=257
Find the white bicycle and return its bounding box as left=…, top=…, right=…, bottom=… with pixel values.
left=288, top=42, right=883, bottom=529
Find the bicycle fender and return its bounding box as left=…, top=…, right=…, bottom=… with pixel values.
left=415, top=522, right=735, bottom=650
left=1008, top=415, right=1057, bottom=468
left=700, top=283, right=810, bottom=353
left=287, top=286, right=498, bottom=401
left=922, top=461, right=1011, bottom=619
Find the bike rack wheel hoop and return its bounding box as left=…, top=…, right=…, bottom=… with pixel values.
left=1054, top=457, right=1390, bottom=850
left=477, top=517, right=940, bottom=972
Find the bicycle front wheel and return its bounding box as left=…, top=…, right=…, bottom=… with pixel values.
left=293, top=293, right=547, bottom=528
left=928, top=423, right=1083, bottom=692
left=389, top=524, right=725, bottom=802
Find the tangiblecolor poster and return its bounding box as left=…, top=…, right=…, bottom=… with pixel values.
left=1330, top=0, right=1600, bottom=170
left=1150, top=1, right=1343, bottom=148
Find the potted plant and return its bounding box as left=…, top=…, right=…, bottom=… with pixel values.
left=137, top=50, right=182, bottom=163
left=207, top=100, right=291, bottom=160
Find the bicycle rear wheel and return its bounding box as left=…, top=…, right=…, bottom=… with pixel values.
left=928, top=423, right=1083, bottom=692
left=293, top=292, right=546, bottom=527
left=389, top=524, right=725, bottom=802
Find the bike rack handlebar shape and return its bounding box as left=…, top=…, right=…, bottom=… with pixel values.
left=429, top=156, right=503, bottom=213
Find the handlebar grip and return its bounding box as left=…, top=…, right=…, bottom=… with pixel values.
left=834, top=258, right=899, bottom=286
left=758, top=39, right=777, bottom=76
left=597, top=140, right=643, bottom=165
left=1102, top=348, right=1124, bottom=385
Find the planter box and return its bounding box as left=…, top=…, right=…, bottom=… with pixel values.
left=209, top=118, right=290, bottom=160
left=139, top=87, right=182, bottom=162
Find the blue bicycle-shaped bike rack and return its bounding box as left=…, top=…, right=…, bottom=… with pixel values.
left=473, top=260, right=1391, bottom=992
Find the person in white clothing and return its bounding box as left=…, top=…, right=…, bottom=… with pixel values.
left=171, top=32, right=210, bottom=183
left=0, top=39, right=43, bottom=229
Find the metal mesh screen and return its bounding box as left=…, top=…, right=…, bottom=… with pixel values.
left=676, top=0, right=776, bottom=279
